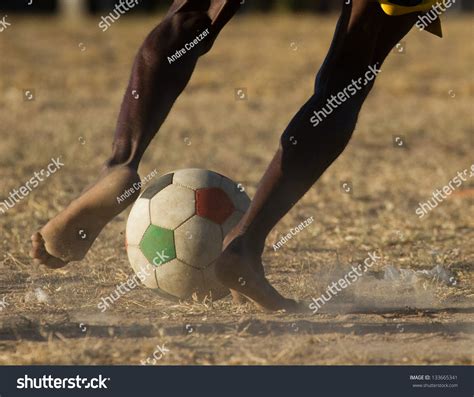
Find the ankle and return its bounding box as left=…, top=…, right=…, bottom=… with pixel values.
left=225, top=233, right=264, bottom=259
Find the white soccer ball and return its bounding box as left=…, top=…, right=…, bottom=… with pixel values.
left=126, top=169, right=250, bottom=301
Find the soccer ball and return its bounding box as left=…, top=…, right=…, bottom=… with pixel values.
left=125, top=168, right=250, bottom=301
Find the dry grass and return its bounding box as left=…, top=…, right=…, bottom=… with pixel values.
left=0, top=13, right=473, bottom=365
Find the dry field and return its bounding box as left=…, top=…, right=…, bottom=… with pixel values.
left=0, top=13, right=473, bottom=365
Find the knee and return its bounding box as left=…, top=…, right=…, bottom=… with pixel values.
left=309, top=89, right=360, bottom=132
left=315, top=33, right=381, bottom=99
left=280, top=94, right=358, bottom=161
left=141, top=10, right=213, bottom=61
left=315, top=60, right=378, bottom=100
left=166, top=9, right=212, bottom=40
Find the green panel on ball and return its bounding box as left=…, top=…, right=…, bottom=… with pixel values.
left=140, top=225, right=176, bottom=267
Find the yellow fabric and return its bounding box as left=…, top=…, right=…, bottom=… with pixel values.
left=378, top=0, right=440, bottom=16
left=378, top=0, right=444, bottom=37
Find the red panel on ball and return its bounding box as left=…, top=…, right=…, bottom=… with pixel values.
left=196, top=188, right=235, bottom=224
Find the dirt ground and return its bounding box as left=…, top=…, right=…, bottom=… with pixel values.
left=0, top=13, right=473, bottom=365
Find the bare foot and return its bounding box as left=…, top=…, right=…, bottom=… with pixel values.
left=30, top=165, right=141, bottom=268
left=215, top=236, right=300, bottom=312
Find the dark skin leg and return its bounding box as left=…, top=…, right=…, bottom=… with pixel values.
left=30, top=0, right=241, bottom=268
left=215, top=1, right=421, bottom=311
left=109, top=0, right=241, bottom=169
left=31, top=0, right=422, bottom=311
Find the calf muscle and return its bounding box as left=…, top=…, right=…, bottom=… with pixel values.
left=109, top=1, right=238, bottom=168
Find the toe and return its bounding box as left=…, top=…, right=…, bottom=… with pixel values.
left=31, top=232, right=43, bottom=243
left=30, top=232, right=67, bottom=269
left=30, top=232, right=47, bottom=259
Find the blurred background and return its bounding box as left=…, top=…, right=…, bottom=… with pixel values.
left=0, top=0, right=473, bottom=14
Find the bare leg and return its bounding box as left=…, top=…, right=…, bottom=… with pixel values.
left=216, top=1, right=420, bottom=311
left=31, top=0, right=240, bottom=268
